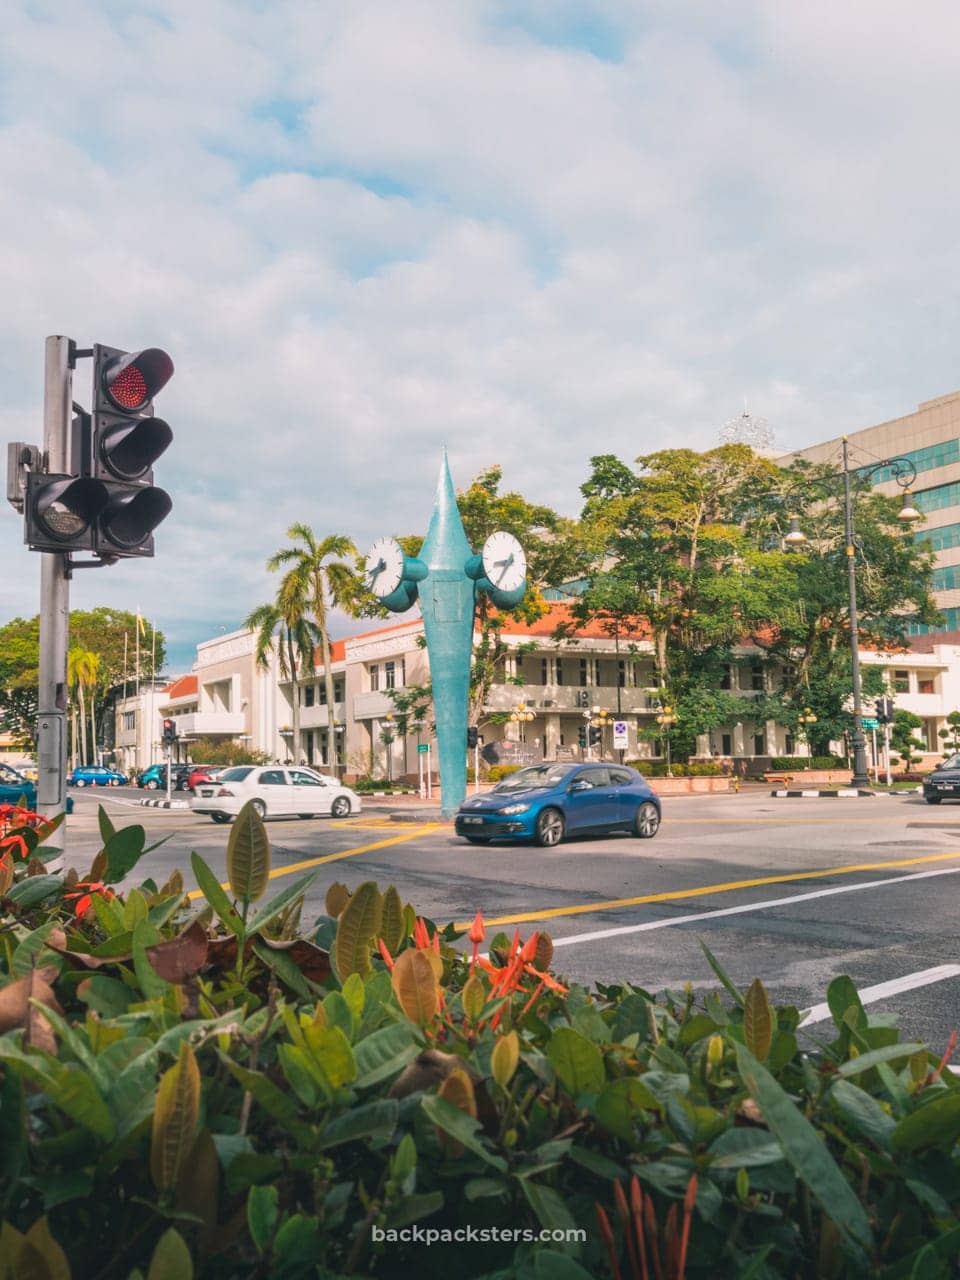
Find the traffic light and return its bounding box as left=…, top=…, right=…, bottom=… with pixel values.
left=578, top=725, right=587, bottom=748
left=589, top=725, right=602, bottom=747
left=90, top=345, right=174, bottom=556
left=466, top=726, right=479, bottom=749
left=876, top=696, right=895, bottom=724
left=162, top=718, right=178, bottom=744
left=577, top=689, right=590, bottom=707
left=24, top=471, right=107, bottom=552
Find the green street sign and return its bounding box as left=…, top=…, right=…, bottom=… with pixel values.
left=417, top=743, right=429, bottom=754
left=861, top=718, right=879, bottom=729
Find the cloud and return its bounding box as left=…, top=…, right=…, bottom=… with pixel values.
left=2, top=0, right=960, bottom=671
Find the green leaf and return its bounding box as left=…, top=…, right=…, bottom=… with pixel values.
left=103, top=823, right=148, bottom=883
left=277, top=1044, right=322, bottom=1108
left=12, top=920, right=61, bottom=977
left=829, top=1080, right=901, bottom=1152
left=250, top=940, right=312, bottom=1000
left=384, top=1191, right=443, bottom=1230
left=521, top=1180, right=580, bottom=1239
left=734, top=1041, right=873, bottom=1253
left=45, top=1063, right=115, bottom=1143
left=708, top=1127, right=785, bottom=1168
left=146, top=1226, right=193, bottom=1280
left=247, top=870, right=319, bottom=936
left=743, top=978, right=774, bottom=1062
left=546, top=1027, right=605, bottom=1097
left=226, top=800, right=270, bottom=903
left=827, top=975, right=867, bottom=1034
left=132, top=920, right=168, bottom=1000
left=318, top=1099, right=399, bottom=1149
left=334, top=880, right=383, bottom=979
left=420, top=1094, right=507, bottom=1170
left=247, top=1184, right=278, bottom=1254
left=699, top=938, right=744, bottom=1007
left=97, top=804, right=117, bottom=847
left=341, top=972, right=365, bottom=1030
left=218, top=1055, right=311, bottom=1144
left=353, top=1023, right=419, bottom=1088
left=594, top=1078, right=659, bottom=1141
left=835, top=1042, right=926, bottom=1078
left=190, top=852, right=244, bottom=935
left=891, top=1091, right=960, bottom=1154
left=6, top=875, right=62, bottom=908
left=304, top=1024, right=356, bottom=1089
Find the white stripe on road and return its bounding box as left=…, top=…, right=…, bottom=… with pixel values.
left=548, top=865, right=960, bottom=949
left=799, top=964, right=960, bottom=1026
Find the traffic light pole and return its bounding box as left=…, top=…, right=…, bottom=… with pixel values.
left=36, top=336, right=74, bottom=850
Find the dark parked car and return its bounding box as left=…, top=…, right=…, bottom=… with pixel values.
left=455, top=762, right=661, bottom=847
left=138, top=763, right=193, bottom=791
left=0, top=763, right=73, bottom=814
left=922, top=754, right=960, bottom=803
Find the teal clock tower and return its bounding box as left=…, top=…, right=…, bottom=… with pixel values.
left=364, top=449, right=527, bottom=817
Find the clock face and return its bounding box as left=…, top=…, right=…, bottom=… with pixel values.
left=365, top=537, right=405, bottom=598
left=482, top=531, right=526, bottom=593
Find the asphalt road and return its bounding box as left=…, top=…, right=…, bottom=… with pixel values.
left=59, top=785, right=960, bottom=1064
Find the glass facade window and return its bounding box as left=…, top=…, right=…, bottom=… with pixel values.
left=865, top=438, right=958, bottom=484
left=123, top=712, right=135, bottom=731
left=385, top=661, right=396, bottom=690
left=369, top=664, right=379, bottom=691
left=556, top=659, right=565, bottom=685
left=914, top=480, right=960, bottom=513
left=919, top=678, right=935, bottom=694
left=909, top=608, right=960, bottom=634
left=303, top=685, right=315, bottom=707
left=933, top=565, right=960, bottom=591
left=893, top=670, right=910, bottom=693
left=914, top=522, right=960, bottom=552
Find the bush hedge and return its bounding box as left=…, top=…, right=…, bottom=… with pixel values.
left=769, top=757, right=847, bottom=771
left=0, top=802, right=958, bottom=1278
left=628, top=761, right=725, bottom=778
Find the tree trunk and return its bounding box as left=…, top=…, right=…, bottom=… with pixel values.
left=78, top=685, right=88, bottom=764
left=286, top=630, right=301, bottom=764
left=89, top=689, right=97, bottom=765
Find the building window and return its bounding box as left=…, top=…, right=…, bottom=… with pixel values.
left=753, top=733, right=765, bottom=755
left=618, top=660, right=626, bottom=688
left=369, top=664, right=379, bottom=691
left=541, top=658, right=549, bottom=685
left=932, top=565, right=960, bottom=592
left=385, top=661, right=397, bottom=690
left=866, top=438, right=958, bottom=484
left=334, top=679, right=344, bottom=702
left=720, top=666, right=732, bottom=690
left=579, top=658, right=589, bottom=687
left=303, top=685, right=315, bottom=707
left=751, top=665, right=764, bottom=691
left=919, top=678, right=935, bottom=694
left=914, top=479, right=960, bottom=513
left=123, top=712, right=135, bottom=731
left=785, top=733, right=795, bottom=754
left=909, top=607, right=960, bottom=635
left=893, top=670, right=911, bottom=693
left=556, top=659, right=565, bottom=685
left=721, top=733, right=732, bottom=755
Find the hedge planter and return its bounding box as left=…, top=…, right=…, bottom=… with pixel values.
left=0, top=801, right=957, bottom=1278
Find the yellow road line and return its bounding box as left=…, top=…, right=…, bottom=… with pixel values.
left=465, top=849, right=960, bottom=929
left=186, top=823, right=443, bottom=900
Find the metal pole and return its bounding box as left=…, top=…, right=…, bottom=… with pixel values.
left=884, top=722, right=892, bottom=786
left=166, top=741, right=172, bottom=803
left=426, top=745, right=432, bottom=800
left=36, top=336, right=73, bottom=853
left=473, top=741, right=479, bottom=794
left=842, top=437, right=871, bottom=788
left=615, top=628, right=625, bottom=764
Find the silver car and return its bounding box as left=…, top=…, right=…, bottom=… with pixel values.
left=191, top=765, right=361, bottom=824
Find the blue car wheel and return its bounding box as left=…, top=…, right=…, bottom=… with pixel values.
left=634, top=802, right=660, bottom=839
left=535, top=807, right=565, bottom=848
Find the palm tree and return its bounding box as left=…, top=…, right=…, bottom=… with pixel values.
left=67, top=649, right=99, bottom=764
left=245, top=586, right=316, bottom=766
left=268, top=526, right=361, bottom=773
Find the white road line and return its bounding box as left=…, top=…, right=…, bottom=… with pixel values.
left=799, top=965, right=960, bottom=1027
left=548, top=865, right=960, bottom=950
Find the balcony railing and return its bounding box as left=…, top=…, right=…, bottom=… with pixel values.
left=484, top=686, right=657, bottom=713
left=175, top=711, right=246, bottom=737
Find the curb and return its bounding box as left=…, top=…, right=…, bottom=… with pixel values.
left=771, top=788, right=877, bottom=798
left=139, top=798, right=190, bottom=809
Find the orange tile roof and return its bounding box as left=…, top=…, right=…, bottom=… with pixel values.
left=163, top=674, right=198, bottom=699
left=490, top=604, right=651, bottom=641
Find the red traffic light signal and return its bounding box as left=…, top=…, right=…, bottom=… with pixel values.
left=101, top=348, right=174, bottom=412
left=162, top=718, right=178, bottom=743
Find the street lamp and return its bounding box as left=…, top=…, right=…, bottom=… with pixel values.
left=655, top=703, right=677, bottom=777
left=590, top=704, right=613, bottom=758
left=783, top=438, right=921, bottom=788
left=509, top=701, right=535, bottom=744
left=797, top=706, right=817, bottom=756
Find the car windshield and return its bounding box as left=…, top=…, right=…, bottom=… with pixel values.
left=940, top=754, right=960, bottom=770
left=493, top=764, right=577, bottom=793
left=219, top=767, right=254, bottom=782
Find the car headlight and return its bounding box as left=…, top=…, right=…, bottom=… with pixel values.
left=499, top=803, right=530, bottom=815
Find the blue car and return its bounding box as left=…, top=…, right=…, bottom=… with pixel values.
left=455, top=762, right=661, bottom=847
left=0, top=763, right=74, bottom=814
left=67, top=765, right=128, bottom=788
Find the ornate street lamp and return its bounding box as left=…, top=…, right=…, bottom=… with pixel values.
left=509, top=701, right=535, bottom=744
left=797, top=706, right=818, bottom=756
left=655, top=703, right=677, bottom=777
left=783, top=440, right=921, bottom=788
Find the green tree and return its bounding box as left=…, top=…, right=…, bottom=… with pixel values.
left=890, top=708, right=926, bottom=770
left=576, top=446, right=797, bottom=760
left=67, top=648, right=100, bottom=765
left=938, top=710, right=960, bottom=757
left=244, top=596, right=315, bottom=766
left=267, top=526, right=363, bottom=771
left=745, top=458, right=939, bottom=755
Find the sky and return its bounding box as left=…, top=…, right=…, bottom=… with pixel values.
left=3, top=0, right=960, bottom=673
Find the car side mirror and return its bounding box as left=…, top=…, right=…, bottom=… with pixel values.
left=569, top=780, right=591, bottom=792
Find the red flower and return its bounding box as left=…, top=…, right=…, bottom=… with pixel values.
left=63, top=881, right=115, bottom=917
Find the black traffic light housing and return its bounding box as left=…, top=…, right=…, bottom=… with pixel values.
left=90, top=345, right=174, bottom=557
left=162, top=718, right=178, bottom=744
left=24, top=472, right=107, bottom=553
left=578, top=725, right=587, bottom=748
left=466, top=726, right=479, bottom=749
left=589, top=724, right=602, bottom=747
left=876, top=697, right=895, bottom=724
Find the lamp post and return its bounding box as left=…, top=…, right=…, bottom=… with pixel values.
left=509, top=701, right=535, bottom=746
left=591, top=705, right=613, bottom=758
left=784, top=439, right=921, bottom=789
left=655, top=703, right=677, bottom=777
left=797, top=706, right=818, bottom=758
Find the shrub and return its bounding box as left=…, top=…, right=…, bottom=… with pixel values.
left=623, top=761, right=724, bottom=777
left=770, top=755, right=846, bottom=771
left=487, top=764, right=522, bottom=782
left=0, top=805, right=957, bottom=1277
left=188, top=737, right=270, bottom=766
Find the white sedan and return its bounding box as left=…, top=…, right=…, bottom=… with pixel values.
left=191, top=765, right=362, bottom=824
